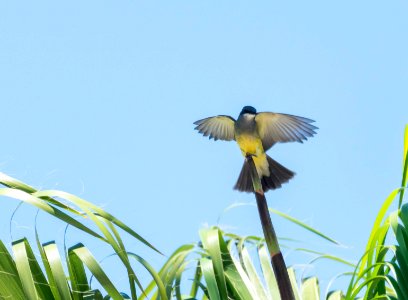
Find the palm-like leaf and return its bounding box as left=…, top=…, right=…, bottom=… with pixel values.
left=346, top=125, right=408, bottom=299
left=0, top=125, right=406, bottom=299
left=142, top=227, right=346, bottom=300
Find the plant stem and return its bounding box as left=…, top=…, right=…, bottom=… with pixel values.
left=246, top=155, right=295, bottom=300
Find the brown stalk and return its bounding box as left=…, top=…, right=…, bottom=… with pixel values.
left=246, top=155, right=295, bottom=300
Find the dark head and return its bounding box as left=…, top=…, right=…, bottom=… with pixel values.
left=240, top=106, right=257, bottom=115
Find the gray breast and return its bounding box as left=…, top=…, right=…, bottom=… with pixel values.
left=235, top=113, right=257, bottom=134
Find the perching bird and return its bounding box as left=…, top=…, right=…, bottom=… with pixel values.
left=194, top=106, right=317, bottom=193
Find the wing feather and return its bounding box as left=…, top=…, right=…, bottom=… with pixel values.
left=255, top=112, right=318, bottom=150
left=194, top=115, right=236, bottom=141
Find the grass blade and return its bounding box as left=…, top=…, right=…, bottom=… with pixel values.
left=127, top=252, right=168, bottom=300
left=34, top=190, right=160, bottom=254
left=68, top=244, right=90, bottom=300
left=69, top=243, right=122, bottom=299
left=11, top=239, right=38, bottom=300
left=327, top=290, right=345, bottom=300
left=359, top=188, right=400, bottom=276
left=269, top=208, right=339, bottom=245
left=0, top=188, right=106, bottom=241
left=225, top=241, right=259, bottom=299
left=0, top=240, right=25, bottom=299
left=287, top=268, right=301, bottom=300
left=199, top=228, right=228, bottom=299
left=399, top=124, right=408, bottom=207
left=12, top=238, right=54, bottom=300
left=200, top=257, right=221, bottom=300
left=43, top=242, right=72, bottom=300
left=258, top=244, right=280, bottom=300
left=301, top=277, right=320, bottom=300
left=239, top=244, right=268, bottom=300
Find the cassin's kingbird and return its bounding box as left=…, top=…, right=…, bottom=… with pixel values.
left=194, top=106, right=317, bottom=192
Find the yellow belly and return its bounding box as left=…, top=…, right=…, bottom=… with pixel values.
left=236, top=134, right=270, bottom=177
left=236, top=134, right=262, bottom=154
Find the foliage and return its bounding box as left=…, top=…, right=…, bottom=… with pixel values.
left=0, top=224, right=345, bottom=300
left=345, top=125, right=408, bottom=299
left=0, top=173, right=345, bottom=299
left=142, top=227, right=348, bottom=300
left=0, top=125, right=406, bottom=299
left=0, top=175, right=165, bottom=299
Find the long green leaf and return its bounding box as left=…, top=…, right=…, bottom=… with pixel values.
left=139, top=244, right=194, bottom=300
left=35, top=228, right=61, bottom=300
left=0, top=240, right=25, bottom=299
left=127, top=252, right=168, bottom=300
left=199, top=228, right=228, bottom=299
left=43, top=242, right=72, bottom=300
left=12, top=240, right=38, bottom=300
left=200, top=257, right=221, bottom=300
left=0, top=172, right=83, bottom=215
left=12, top=238, right=54, bottom=300
left=225, top=241, right=259, bottom=299
left=359, top=188, right=400, bottom=276
left=258, top=244, right=280, bottom=300
left=239, top=243, right=268, bottom=300
left=301, top=277, right=320, bottom=300
left=296, top=249, right=355, bottom=268
left=189, top=261, right=202, bottom=298
left=0, top=188, right=106, bottom=241
left=219, top=203, right=339, bottom=245
left=68, top=243, right=91, bottom=300
left=34, top=190, right=160, bottom=254
left=287, top=268, right=301, bottom=300
left=69, top=244, right=122, bottom=299
left=399, top=124, right=408, bottom=207
left=269, top=208, right=340, bottom=245
left=327, top=290, right=345, bottom=300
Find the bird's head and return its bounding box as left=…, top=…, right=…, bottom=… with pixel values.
left=240, top=106, right=257, bottom=115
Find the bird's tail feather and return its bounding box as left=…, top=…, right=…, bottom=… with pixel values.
left=234, top=155, right=295, bottom=193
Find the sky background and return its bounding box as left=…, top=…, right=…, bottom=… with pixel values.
left=0, top=0, right=407, bottom=296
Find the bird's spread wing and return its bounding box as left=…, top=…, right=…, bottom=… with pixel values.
left=194, top=115, right=236, bottom=141
left=255, top=112, right=318, bottom=150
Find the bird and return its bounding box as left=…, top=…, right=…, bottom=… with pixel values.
left=193, top=106, right=317, bottom=193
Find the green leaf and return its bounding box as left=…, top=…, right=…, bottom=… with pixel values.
left=287, top=267, right=301, bottom=300
left=225, top=241, right=260, bottom=299
left=139, top=244, right=194, bottom=300
left=200, top=257, right=221, bottom=300
left=0, top=240, right=25, bottom=299
left=359, top=188, right=400, bottom=276
left=43, top=242, right=72, bottom=300
left=239, top=245, right=268, bottom=300
left=258, top=244, right=280, bottom=299
left=301, top=277, right=320, bottom=300
left=295, top=248, right=355, bottom=268
left=199, top=228, right=228, bottom=299
left=189, top=261, right=202, bottom=298
left=327, top=290, right=345, bottom=300
left=68, top=244, right=122, bottom=300
left=269, top=208, right=340, bottom=245
left=399, top=124, right=408, bottom=207
left=34, top=190, right=160, bottom=254
left=67, top=244, right=90, bottom=299
left=0, top=188, right=105, bottom=241
left=127, top=252, right=168, bottom=300
left=12, top=238, right=54, bottom=300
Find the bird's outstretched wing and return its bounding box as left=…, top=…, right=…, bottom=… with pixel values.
left=255, top=112, right=317, bottom=150
left=194, top=115, right=236, bottom=141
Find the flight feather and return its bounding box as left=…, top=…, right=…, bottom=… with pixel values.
left=255, top=112, right=318, bottom=150
left=194, top=115, right=236, bottom=141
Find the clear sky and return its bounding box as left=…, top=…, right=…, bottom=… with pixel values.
left=1, top=0, right=407, bottom=295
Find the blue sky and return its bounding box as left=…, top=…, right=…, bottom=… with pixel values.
left=1, top=0, right=407, bottom=294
